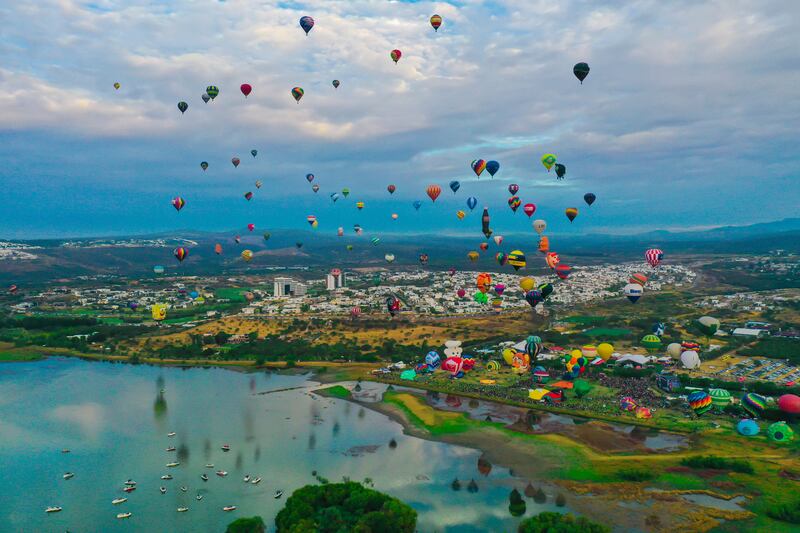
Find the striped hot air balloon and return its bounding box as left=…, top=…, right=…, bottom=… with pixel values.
left=709, top=388, right=732, bottom=410
left=565, top=207, right=578, bottom=222
left=206, top=86, right=219, bottom=100
left=629, top=273, right=648, bottom=286
left=430, top=14, right=442, bottom=32
left=742, top=393, right=767, bottom=418
left=291, top=87, right=304, bottom=103
left=173, top=247, right=188, bottom=262
left=171, top=197, right=185, bottom=211
left=471, top=159, right=487, bottom=177
left=687, top=391, right=713, bottom=415
left=426, top=185, right=441, bottom=202
left=645, top=248, right=664, bottom=268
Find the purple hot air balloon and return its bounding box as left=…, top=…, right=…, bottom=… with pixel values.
left=299, top=16, right=314, bottom=35
left=508, top=184, right=519, bottom=195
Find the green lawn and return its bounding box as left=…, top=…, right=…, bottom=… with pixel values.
left=0, top=351, right=43, bottom=362
left=584, top=327, right=631, bottom=338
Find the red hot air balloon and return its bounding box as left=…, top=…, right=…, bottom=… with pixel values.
left=555, top=264, right=571, bottom=280
left=214, top=243, right=223, bottom=255
left=240, top=83, right=252, bottom=98
left=645, top=248, right=664, bottom=268
left=244, top=191, right=253, bottom=201
left=427, top=185, right=441, bottom=202
left=350, top=306, right=361, bottom=319
left=390, top=49, right=402, bottom=63
left=232, top=157, right=240, bottom=168
left=523, top=203, right=536, bottom=217
left=508, top=184, right=519, bottom=195
left=247, top=223, right=255, bottom=232
left=387, top=184, right=396, bottom=194
left=479, top=242, right=489, bottom=251
left=778, top=394, right=800, bottom=414
left=457, top=288, right=466, bottom=298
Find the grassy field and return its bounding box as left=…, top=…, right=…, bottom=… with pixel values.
left=0, top=351, right=43, bottom=362
left=583, top=327, right=631, bottom=337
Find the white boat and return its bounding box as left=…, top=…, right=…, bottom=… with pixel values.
left=124, top=479, right=137, bottom=486
left=116, top=512, right=132, bottom=519
left=166, top=462, right=180, bottom=467
left=243, top=475, right=251, bottom=483
left=223, top=506, right=237, bottom=512
left=221, top=444, right=231, bottom=452
left=123, top=486, right=136, bottom=493
left=205, top=464, right=214, bottom=468
left=112, top=498, right=127, bottom=505
left=63, top=472, right=74, bottom=480
left=167, top=432, right=176, bottom=437
left=160, top=487, right=166, bottom=494
left=161, top=474, right=173, bottom=480
left=216, top=470, right=228, bottom=477
left=61, top=449, right=70, bottom=454
left=251, top=477, right=262, bottom=485
left=274, top=490, right=283, bottom=499
left=201, top=474, right=208, bottom=481
left=180, top=486, right=188, bottom=492
left=196, top=494, right=203, bottom=501
left=166, top=446, right=176, bottom=452
left=177, top=507, right=189, bottom=513
left=45, top=507, right=62, bottom=513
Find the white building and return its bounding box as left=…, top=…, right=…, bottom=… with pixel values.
left=274, top=277, right=307, bottom=297
left=325, top=271, right=346, bottom=291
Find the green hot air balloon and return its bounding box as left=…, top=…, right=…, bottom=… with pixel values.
left=263, top=232, right=271, bottom=241
left=573, top=62, right=590, bottom=84
left=341, top=188, right=350, bottom=198
left=206, top=86, right=219, bottom=100
left=709, top=388, right=731, bottom=411
left=641, top=334, right=662, bottom=353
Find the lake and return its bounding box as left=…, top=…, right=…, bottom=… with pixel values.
left=0, top=358, right=567, bottom=532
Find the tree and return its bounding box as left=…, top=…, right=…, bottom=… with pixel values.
left=518, top=512, right=610, bottom=533
left=274, top=482, right=416, bottom=533
left=509, top=488, right=527, bottom=517
left=226, top=515, right=266, bottom=533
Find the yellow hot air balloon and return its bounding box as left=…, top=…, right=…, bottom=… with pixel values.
left=502, top=348, right=516, bottom=366
left=151, top=304, right=167, bottom=321
left=356, top=201, right=365, bottom=210
left=456, top=210, right=466, bottom=220
left=113, top=82, right=121, bottom=90
left=519, top=277, right=535, bottom=292
left=241, top=249, right=254, bottom=262
left=311, top=220, right=319, bottom=228
left=597, top=343, right=614, bottom=360
left=467, top=251, right=479, bottom=262
left=570, top=349, right=583, bottom=359
left=541, top=153, right=557, bottom=171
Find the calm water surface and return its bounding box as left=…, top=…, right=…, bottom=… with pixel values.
left=0, top=358, right=565, bottom=532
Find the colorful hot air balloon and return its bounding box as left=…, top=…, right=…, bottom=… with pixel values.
left=645, top=248, right=664, bottom=268
left=391, top=213, right=398, bottom=220
left=768, top=422, right=794, bottom=443
left=214, top=243, right=222, bottom=255
left=495, top=252, right=508, bottom=266
left=486, top=160, right=500, bottom=177
left=456, top=210, right=466, bottom=220
left=519, top=277, right=535, bottom=292
left=476, top=273, right=493, bottom=293
left=386, top=295, right=401, bottom=316
left=330, top=192, right=339, bottom=202
left=629, top=273, right=648, bottom=286
left=174, top=247, right=188, bottom=262
left=584, top=193, right=596, bottom=206
left=466, top=197, right=478, bottom=211
left=778, top=394, right=800, bottom=415
left=493, top=235, right=503, bottom=246
left=390, top=49, right=402, bottom=63
left=341, top=188, right=350, bottom=197
left=332, top=80, right=340, bottom=89
left=413, top=200, right=422, bottom=210
left=507, top=251, right=526, bottom=271
left=241, top=249, right=253, bottom=262
left=240, top=83, right=252, bottom=98
left=555, top=264, right=571, bottom=280
left=742, top=393, right=767, bottom=418
left=292, top=87, right=304, bottom=103
left=565, top=207, right=578, bottom=222
left=419, top=253, right=429, bottom=265
left=541, top=154, right=556, bottom=171
left=623, top=283, right=643, bottom=303
left=235, top=235, right=241, bottom=244
left=311, top=184, right=319, bottom=193
left=523, top=203, right=536, bottom=217
left=427, top=185, right=441, bottom=202
left=232, top=157, right=240, bottom=168
left=449, top=181, right=460, bottom=193
left=457, top=288, right=466, bottom=298
left=200, top=161, right=208, bottom=171
left=177, top=101, right=188, bottom=114
left=687, top=391, right=713, bottom=415
left=430, top=14, right=442, bottom=32
left=171, top=196, right=185, bottom=211
left=508, top=184, right=519, bottom=195
left=641, top=334, right=662, bottom=352
left=554, top=163, right=566, bottom=180
left=508, top=196, right=521, bottom=213
left=545, top=252, right=560, bottom=269
left=255, top=180, right=262, bottom=189
left=305, top=173, right=315, bottom=183
left=206, top=86, right=219, bottom=100
left=709, top=388, right=732, bottom=410
left=244, top=191, right=253, bottom=201
left=306, top=215, right=317, bottom=226
left=533, top=219, right=546, bottom=235
left=573, top=62, right=590, bottom=84
left=299, top=16, right=314, bottom=35
left=525, top=290, right=544, bottom=308
left=387, top=184, right=396, bottom=194
left=356, top=201, right=364, bottom=210
left=153, top=265, right=165, bottom=275
left=471, top=159, right=487, bottom=177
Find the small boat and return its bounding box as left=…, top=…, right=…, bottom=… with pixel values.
left=166, top=446, right=176, bottom=452
left=180, top=486, right=188, bottom=493
left=45, top=507, right=62, bottom=513
left=160, top=487, right=166, bottom=494
left=63, top=472, right=75, bottom=480
left=223, top=506, right=237, bottom=512
left=116, top=512, right=132, bottom=519
left=177, top=507, right=189, bottom=513
left=124, top=479, right=137, bottom=486
left=196, top=494, right=203, bottom=501
left=274, top=490, right=284, bottom=499
left=112, top=498, right=127, bottom=505
left=123, top=486, right=136, bottom=493
left=216, top=471, right=228, bottom=477
left=161, top=474, right=173, bottom=480
left=251, top=477, right=262, bottom=485
left=166, top=462, right=180, bottom=467
left=243, top=475, right=251, bottom=483
left=205, top=464, right=214, bottom=468
left=61, top=449, right=70, bottom=454
left=201, top=474, right=208, bottom=482
left=167, top=432, right=176, bottom=437
left=221, top=444, right=231, bottom=452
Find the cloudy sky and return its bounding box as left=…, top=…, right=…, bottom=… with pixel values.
left=0, top=0, right=798, bottom=239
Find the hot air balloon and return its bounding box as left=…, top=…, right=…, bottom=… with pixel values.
left=767, top=421, right=794, bottom=443
left=151, top=303, right=167, bottom=321
left=641, top=334, right=662, bottom=352
left=533, top=219, right=546, bottom=235
left=508, top=196, right=521, bottom=213
left=332, top=80, right=340, bottom=89
left=778, top=394, right=800, bottom=415
left=555, top=163, right=566, bottom=180
left=620, top=397, right=637, bottom=412
left=240, top=83, right=252, bottom=98
left=430, top=14, right=442, bottom=32
left=471, top=159, right=487, bottom=177
left=391, top=213, right=398, bottom=220
left=597, top=343, right=614, bottom=360
left=206, top=86, right=219, bottom=100
left=341, top=188, right=350, bottom=197
left=545, top=252, right=560, bottom=269
left=371, top=237, right=380, bottom=246
left=709, top=388, right=732, bottom=410
left=200, top=161, right=208, bottom=171
left=254, top=180, right=262, bottom=189
left=742, top=393, right=767, bottom=418
left=201, top=93, right=210, bottom=103
left=214, top=243, right=222, bottom=255
left=666, top=343, right=682, bottom=359
left=507, top=184, right=519, bottom=196
left=467, top=251, right=479, bottom=262
left=456, top=210, right=465, bottom=220
left=623, top=283, right=643, bottom=303
left=327, top=193, right=338, bottom=204
left=481, top=207, right=492, bottom=238
left=390, top=49, right=402, bottom=63
left=573, top=62, right=590, bottom=84
left=629, top=273, right=648, bottom=286
left=519, top=277, right=535, bottom=292
left=419, top=253, right=429, bottom=265
left=737, top=419, right=760, bottom=436
left=538, top=236, right=550, bottom=253
left=384, top=253, right=395, bottom=263
left=565, top=207, right=578, bottom=222
left=251, top=149, right=258, bottom=157
left=688, top=391, right=713, bottom=415
left=350, top=306, right=361, bottom=319
left=311, top=183, right=319, bottom=192
left=457, top=288, right=466, bottom=298
left=413, top=200, right=422, bottom=210
left=486, top=160, right=500, bottom=177
left=306, top=215, right=317, bottom=226
left=263, top=232, right=270, bottom=241
left=247, top=223, right=255, bottom=232
left=476, top=273, right=492, bottom=293
left=292, top=87, right=304, bottom=103
left=467, top=197, right=478, bottom=211
left=244, top=191, right=253, bottom=201
left=337, top=227, right=344, bottom=236
left=479, top=242, right=489, bottom=251
left=113, top=82, right=120, bottom=90
left=493, top=235, right=503, bottom=246
left=299, top=16, right=314, bottom=35
left=235, top=235, right=241, bottom=244
left=232, top=157, right=240, bottom=168
left=241, top=249, right=253, bottom=262
left=494, top=283, right=506, bottom=296
left=525, top=290, right=544, bottom=308
left=387, top=184, right=396, bottom=194
left=296, top=242, right=303, bottom=249
left=153, top=265, right=165, bottom=275
left=177, top=101, right=188, bottom=114
left=555, top=264, right=571, bottom=280
left=353, top=224, right=362, bottom=235
left=645, top=248, right=664, bottom=268
left=356, top=201, right=364, bottom=210
left=538, top=282, right=554, bottom=299
left=128, top=301, right=139, bottom=311
left=697, top=316, right=720, bottom=336
left=386, top=295, right=401, bottom=317
left=495, top=252, right=507, bottom=266
left=523, top=203, right=536, bottom=217
left=427, top=185, right=441, bottom=202
left=305, top=173, right=315, bottom=183
left=507, top=251, right=526, bottom=271
left=174, top=247, right=188, bottom=262
left=541, top=154, right=556, bottom=171
left=584, top=193, right=596, bottom=206
left=449, top=180, right=460, bottom=193
left=171, top=197, right=185, bottom=211
left=680, top=350, right=701, bottom=369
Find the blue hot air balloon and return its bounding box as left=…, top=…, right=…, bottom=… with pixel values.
left=330, top=192, right=339, bottom=203
left=486, top=160, right=500, bottom=177
left=299, top=16, right=314, bottom=35
left=466, top=197, right=478, bottom=211
left=449, top=180, right=460, bottom=193
left=413, top=200, right=423, bottom=211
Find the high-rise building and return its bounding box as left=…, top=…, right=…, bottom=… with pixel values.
left=273, top=277, right=307, bottom=297
left=325, top=270, right=346, bottom=291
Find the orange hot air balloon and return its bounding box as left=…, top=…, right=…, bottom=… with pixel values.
left=565, top=207, right=578, bottom=222
left=214, top=243, right=223, bottom=255
left=426, top=185, right=441, bottom=202
left=476, top=273, right=493, bottom=293
left=538, top=236, right=550, bottom=254
left=545, top=252, right=560, bottom=269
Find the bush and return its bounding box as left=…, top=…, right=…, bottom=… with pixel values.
left=518, top=512, right=610, bottom=533
left=226, top=516, right=266, bottom=533
left=766, top=500, right=800, bottom=524
left=555, top=493, right=566, bottom=507
left=274, top=482, right=416, bottom=533
left=616, top=469, right=656, bottom=482
left=680, top=455, right=754, bottom=474
left=509, top=488, right=526, bottom=517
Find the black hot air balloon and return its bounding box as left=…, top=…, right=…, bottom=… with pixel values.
left=573, top=62, right=590, bottom=84
left=554, top=163, right=566, bottom=180
left=584, top=193, right=596, bottom=206
left=481, top=207, right=492, bottom=238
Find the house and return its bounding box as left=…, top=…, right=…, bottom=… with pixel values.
left=732, top=328, right=768, bottom=338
